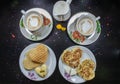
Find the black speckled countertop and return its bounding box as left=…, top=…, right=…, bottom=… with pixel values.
left=0, top=0, right=120, bottom=84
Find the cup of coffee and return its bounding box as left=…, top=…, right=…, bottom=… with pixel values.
left=21, top=10, right=43, bottom=35
left=76, top=12, right=100, bottom=36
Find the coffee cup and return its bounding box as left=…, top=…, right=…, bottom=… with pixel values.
left=76, top=12, right=100, bottom=36
left=21, top=10, right=43, bottom=35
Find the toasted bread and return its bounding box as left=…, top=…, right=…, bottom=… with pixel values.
left=61, top=47, right=82, bottom=68
left=27, top=44, right=48, bottom=64
left=77, top=59, right=95, bottom=80
left=77, top=65, right=95, bottom=80
left=23, top=56, right=40, bottom=70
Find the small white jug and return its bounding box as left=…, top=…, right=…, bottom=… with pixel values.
left=53, top=0, right=72, bottom=21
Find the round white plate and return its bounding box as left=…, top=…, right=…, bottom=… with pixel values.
left=19, top=8, right=53, bottom=41
left=19, top=43, right=56, bottom=81
left=59, top=45, right=96, bottom=83
left=67, top=12, right=101, bottom=45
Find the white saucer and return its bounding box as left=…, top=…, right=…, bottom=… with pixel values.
left=59, top=45, right=96, bottom=83
left=19, top=8, right=53, bottom=41
left=19, top=43, right=56, bottom=81
left=67, top=12, right=101, bottom=45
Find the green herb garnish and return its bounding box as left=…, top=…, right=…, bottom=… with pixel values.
left=20, top=18, right=24, bottom=28
left=49, top=23, right=52, bottom=27
left=96, top=20, right=101, bottom=33
left=31, top=35, right=37, bottom=40
left=69, top=32, right=73, bottom=38
left=75, top=38, right=81, bottom=42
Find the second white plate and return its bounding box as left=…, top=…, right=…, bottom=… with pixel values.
left=67, top=12, right=101, bottom=45
left=59, top=45, right=96, bottom=83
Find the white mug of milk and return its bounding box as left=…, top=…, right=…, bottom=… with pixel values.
left=53, top=0, right=72, bottom=21
left=76, top=12, right=100, bottom=36
left=21, top=10, right=43, bottom=35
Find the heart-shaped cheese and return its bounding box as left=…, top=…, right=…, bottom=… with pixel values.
left=35, top=64, right=47, bottom=78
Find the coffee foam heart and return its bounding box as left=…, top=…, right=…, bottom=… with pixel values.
left=26, top=13, right=43, bottom=31
left=77, top=18, right=94, bottom=36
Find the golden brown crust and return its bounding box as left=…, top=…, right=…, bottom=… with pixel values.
left=77, top=66, right=95, bottom=80
left=23, top=44, right=49, bottom=70
left=28, top=44, right=48, bottom=64
left=77, top=59, right=95, bottom=80
left=72, top=48, right=82, bottom=57
left=23, top=56, right=40, bottom=70
left=81, top=59, right=95, bottom=70
left=61, top=47, right=82, bottom=68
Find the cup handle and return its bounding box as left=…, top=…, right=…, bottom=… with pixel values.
left=96, top=16, right=101, bottom=20
left=21, top=10, right=26, bottom=15
left=66, top=0, right=72, bottom=5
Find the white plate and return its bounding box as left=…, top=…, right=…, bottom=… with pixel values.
left=59, top=45, right=96, bottom=83
left=67, top=12, right=101, bottom=45
left=19, top=8, right=53, bottom=41
left=19, top=43, right=56, bottom=81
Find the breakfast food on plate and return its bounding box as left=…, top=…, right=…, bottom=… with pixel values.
left=35, top=64, right=48, bottom=78
left=61, top=47, right=96, bottom=81
left=23, top=44, right=49, bottom=77
left=72, top=47, right=82, bottom=58
left=81, top=59, right=95, bottom=70
left=76, top=59, right=95, bottom=80
left=27, top=44, right=48, bottom=64
left=61, top=47, right=82, bottom=68
left=23, top=55, right=40, bottom=70
left=77, top=65, right=95, bottom=80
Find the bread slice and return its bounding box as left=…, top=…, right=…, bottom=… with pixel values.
left=77, top=65, right=95, bottom=80
left=23, top=56, right=40, bottom=70
left=61, top=47, right=82, bottom=68
left=28, top=44, right=48, bottom=63
left=76, top=59, right=95, bottom=80
left=72, top=47, right=82, bottom=59
left=81, top=59, right=95, bottom=70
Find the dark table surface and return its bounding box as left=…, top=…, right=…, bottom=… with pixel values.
left=0, top=0, right=120, bottom=84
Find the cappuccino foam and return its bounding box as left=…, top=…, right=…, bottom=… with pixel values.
left=26, top=13, right=42, bottom=31
left=78, top=18, right=94, bottom=35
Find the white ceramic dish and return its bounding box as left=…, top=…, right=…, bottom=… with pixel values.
left=59, top=45, right=96, bottom=83
left=67, top=12, right=101, bottom=45
left=19, top=8, right=53, bottom=41
left=19, top=43, right=56, bottom=81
